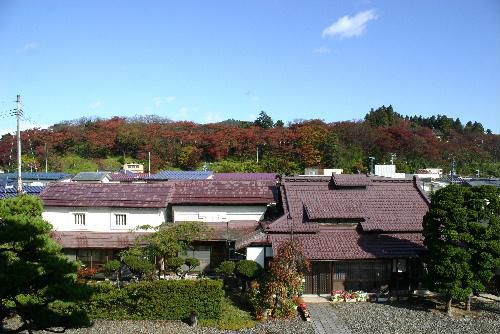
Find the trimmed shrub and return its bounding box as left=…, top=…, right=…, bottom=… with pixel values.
left=216, top=261, right=236, bottom=277
left=236, top=260, right=262, bottom=279
left=87, top=280, right=224, bottom=320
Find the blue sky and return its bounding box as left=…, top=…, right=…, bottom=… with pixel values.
left=1, top=0, right=499, bottom=134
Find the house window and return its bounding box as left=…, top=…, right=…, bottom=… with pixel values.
left=392, top=259, right=407, bottom=273
left=74, top=213, right=85, bottom=225
left=185, top=245, right=211, bottom=271
left=115, top=214, right=127, bottom=226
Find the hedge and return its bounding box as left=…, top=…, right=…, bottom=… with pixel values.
left=87, top=280, right=224, bottom=320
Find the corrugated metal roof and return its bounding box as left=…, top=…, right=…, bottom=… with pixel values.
left=150, top=171, right=213, bottom=180
left=212, top=173, right=278, bottom=181
left=0, top=185, right=45, bottom=199
left=0, top=172, right=71, bottom=181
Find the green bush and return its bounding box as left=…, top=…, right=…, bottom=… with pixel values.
left=216, top=261, right=236, bottom=277
left=236, top=260, right=262, bottom=279
left=199, top=298, right=256, bottom=330
left=87, top=280, right=224, bottom=320
left=103, top=260, right=121, bottom=275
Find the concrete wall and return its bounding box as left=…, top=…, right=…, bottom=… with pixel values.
left=43, top=206, right=165, bottom=232
left=172, top=205, right=267, bottom=223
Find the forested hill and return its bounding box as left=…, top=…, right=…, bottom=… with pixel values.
left=0, top=106, right=498, bottom=176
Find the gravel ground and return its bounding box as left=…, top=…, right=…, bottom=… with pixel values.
left=330, top=299, right=500, bottom=334
left=4, top=316, right=314, bottom=334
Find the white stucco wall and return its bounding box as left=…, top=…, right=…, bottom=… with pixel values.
left=43, top=206, right=165, bottom=232
left=246, top=246, right=273, bottom=268
left=172, top=205, right=267, bottom=223
left=247, top=247, right=265, bottom=267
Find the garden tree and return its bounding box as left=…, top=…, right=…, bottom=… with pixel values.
left=166, top=257, right=200, bottom=278
left=145, top=222, right=209, bottom=277
left=236, top=260, right=262, bottom=290
left=103, top=260, right=121, bottom=286
left=263, top=240, right=310, bottom=317
left=216, top=260, right=236, bottom=288
left=254, top=111, right=274, bottom=129
left=423, top=185, right=500, bottom=315
left=0, top=196, right=90, bottom=333
left=120, top=246, right=155, bottom=279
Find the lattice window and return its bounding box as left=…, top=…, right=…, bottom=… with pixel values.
left=115, top=214, right=127, bottom=226
left=74, top=213, right=85, bottom=225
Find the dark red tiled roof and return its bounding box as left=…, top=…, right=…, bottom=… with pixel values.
left=52, top=231, right=150, bottom=249
left=267, top=176, right=428, bottom=233
left=331, top=174, right=372, bottom=187
left=171, top=180, right=278, bottom=205
left=269, top=230, right=425, bottom=260
left=212, top=173, right=278, bottom=181
left=206, top=220, right=259, bottom=241
left=41, top=183, right=174, bottom=208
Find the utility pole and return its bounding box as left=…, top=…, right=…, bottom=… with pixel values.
left=256, top=146, right=259, bottom=163
left=148, top=151, right=151, bottom=176
left=15, top=95, right=23, bottom=194
left=45, top=142, right=48, bottom=173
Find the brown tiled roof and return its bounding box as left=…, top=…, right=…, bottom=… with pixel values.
left=266, top=176, right=428, bottom=233
left=331, top=174, right=372, bottom=187
left=52, top=231, right=149, bottom=249
left=269, top=231, right=425, bottom=260
left=41, top=183, right=174, bottom=208
left=206, top=221, right=260, bottom=241
left=171, top=180, right=278, bottom=205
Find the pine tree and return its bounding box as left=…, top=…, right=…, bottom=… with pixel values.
left=423, top=185, right=500, bottom=315
left=0, top=196, right=90, bottom=333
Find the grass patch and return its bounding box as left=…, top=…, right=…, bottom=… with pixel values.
left=199, top=297, right=257, bottom=330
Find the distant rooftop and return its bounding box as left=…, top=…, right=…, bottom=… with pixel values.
left=212, top=173, right=278, bottom=181
left=0, top=172, right=71, bottom=181
left=150, top=170, right=213, bottom=180
left=72, top=172, right=110, bottom=181
left=0, top=185, right=45, bottom=199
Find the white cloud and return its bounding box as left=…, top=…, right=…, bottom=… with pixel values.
left=152, top=96, right=176, bottom=108
left=24, top=42, right=38, bottom=51
left=313, top=46, right=331, bottom=54
left=322, top=9, right=378, bottom=38
left=89, top=101, right=102, bottom=109
left=16, top=42, right=38, bottom=53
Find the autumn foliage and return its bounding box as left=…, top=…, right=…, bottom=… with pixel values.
left=0, top=107, right=498, bottom=176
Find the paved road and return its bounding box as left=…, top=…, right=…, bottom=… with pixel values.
left=308, top=303, right=352, bottom=334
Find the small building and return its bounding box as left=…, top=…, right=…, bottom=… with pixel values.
left=374, top=165, right=405, bottom=178
left=304, top=168, right=343, bottom=176
left=122, top=163, right=145, bottom=174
